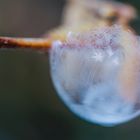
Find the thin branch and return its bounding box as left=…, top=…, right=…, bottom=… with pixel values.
left=0, top=37, right=52, bottom=51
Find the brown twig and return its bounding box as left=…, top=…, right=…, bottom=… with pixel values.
left=0, top=37, right=52, bottom=51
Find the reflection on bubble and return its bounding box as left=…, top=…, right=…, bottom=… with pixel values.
left=50, top=25, right=140, bottom=126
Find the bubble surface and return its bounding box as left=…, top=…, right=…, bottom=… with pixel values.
left=50, top=25, right=140, bottom=126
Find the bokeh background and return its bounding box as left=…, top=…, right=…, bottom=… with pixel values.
left=0, top=0, right=140, bottom=140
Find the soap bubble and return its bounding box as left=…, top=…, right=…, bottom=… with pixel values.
left=49, top=25, right=140, bottom=126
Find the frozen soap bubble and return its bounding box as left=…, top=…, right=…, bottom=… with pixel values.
left=49, top=25, right=140, bottom=126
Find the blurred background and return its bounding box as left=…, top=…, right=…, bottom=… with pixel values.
left=0, top=0, right=140, bottom=140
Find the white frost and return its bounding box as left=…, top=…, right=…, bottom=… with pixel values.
left=50, top=25, right=140, bottom=126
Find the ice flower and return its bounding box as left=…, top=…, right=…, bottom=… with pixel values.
left=50, top=25, right=140, bottom=126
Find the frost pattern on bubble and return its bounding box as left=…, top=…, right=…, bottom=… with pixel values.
left=50, top=25, right=140, bottom=126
